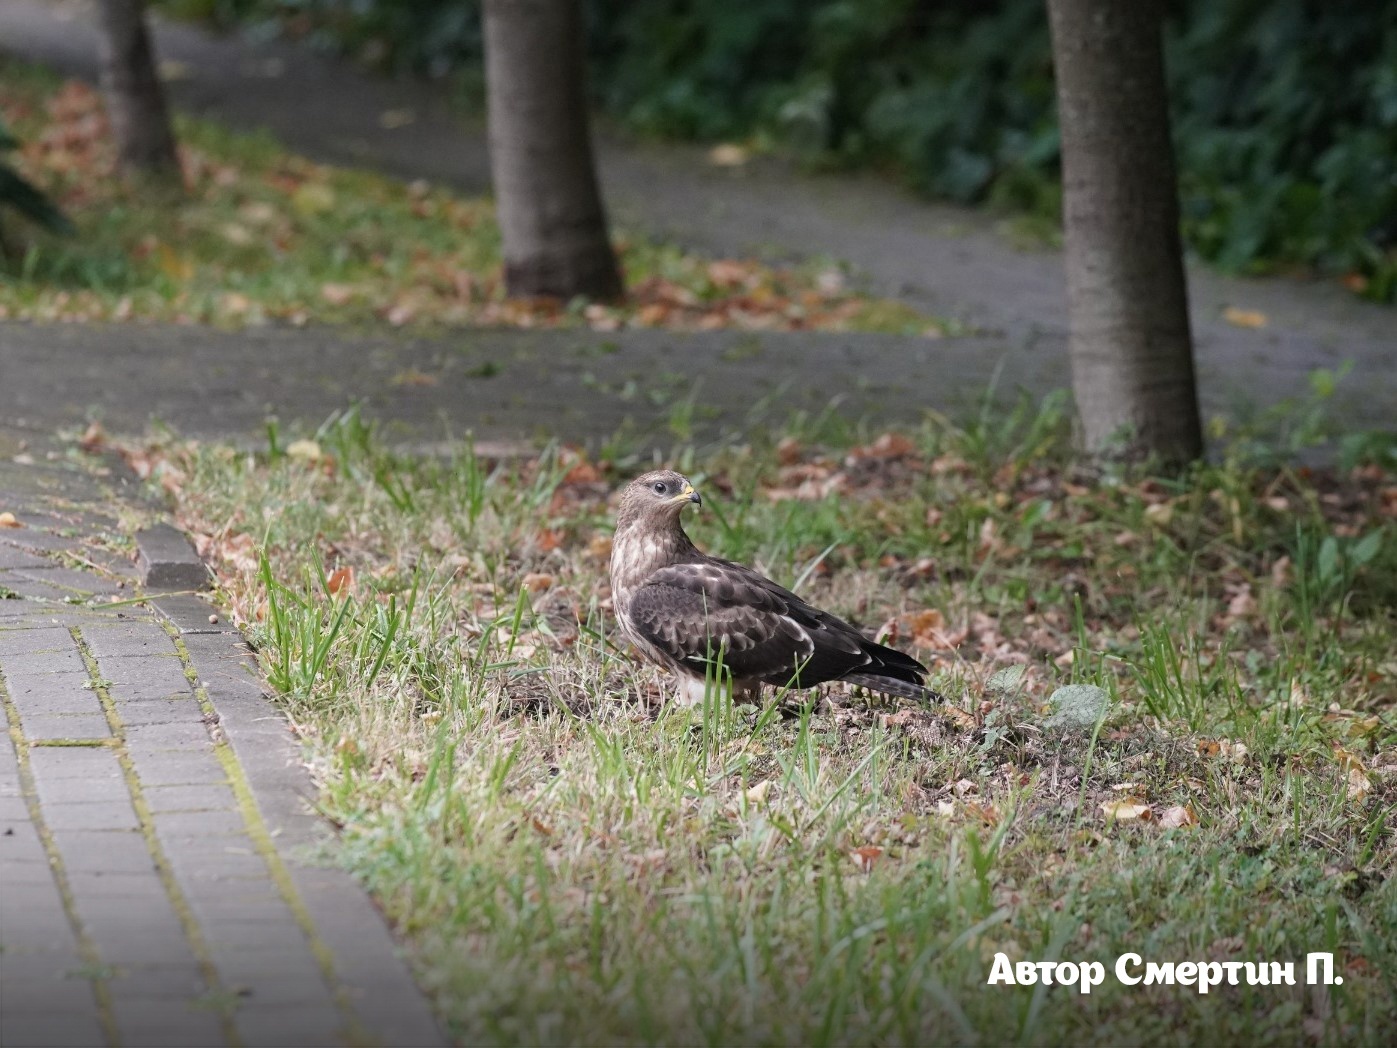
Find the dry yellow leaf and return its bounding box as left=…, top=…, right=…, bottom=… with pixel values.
left=1143, top=502, right=1174, bottom=526
left=156, top=244, right=194, bottom=282
left=292, top=182, right=336, bottom=216
left=1101, top=800, right=1153, bottom=823
left=285, top=439, right=323, bottom=463
left=709, top=143, right=749, bottom=166
left=1345, top=767, right=1372, bottom=800
left=1222, top=306, right=1268, bottom=328
left=744, top=780, right=772, bottom=804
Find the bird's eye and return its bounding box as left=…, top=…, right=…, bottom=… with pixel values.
left=652, top=481, right=668, bottom=494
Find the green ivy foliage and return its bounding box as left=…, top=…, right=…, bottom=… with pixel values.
left=165, top=0, right=1397, bottom=299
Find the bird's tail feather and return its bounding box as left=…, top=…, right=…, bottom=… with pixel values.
left=843, top=673, right=946, bottom=705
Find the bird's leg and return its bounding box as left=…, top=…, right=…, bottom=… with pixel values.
left=730, top=679, right=760, bottom=704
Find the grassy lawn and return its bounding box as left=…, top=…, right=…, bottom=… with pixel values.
left=0, top=58, right=937, bottom=336
left=121, top=403, right=1396, bottom=1046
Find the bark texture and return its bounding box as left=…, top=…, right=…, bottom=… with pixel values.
left=1047, top=0, right=1202, bottom=464
left=483, top=0, right=623, bottom=301
left=97, top=0, right=181, bottom=179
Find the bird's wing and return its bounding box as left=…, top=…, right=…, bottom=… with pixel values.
left=625, top=558, right=875, bottom=686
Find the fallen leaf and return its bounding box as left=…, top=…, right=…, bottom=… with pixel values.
left=1101, top=800, right=1153, bottom=823
left=877, top=709, right=922, bottom=726
left=776, top=436, right=802, bottom=465
left=1345, top=767, right=1373, bottom=800
left=1226, top=584, right=1257, bottom=619
left=1222, top=306, right=1268, bottom=328
left=326, top=566, right=354, bottom=598
left=849, top=432, right=916, bottom=461
left=156, top=244, right=194, bottom=282
left=985, top=665, right=1027, bottom=696
left=899, top=607, right=964, bottom=650
left=384, top=301, right=416, bottom=327
left=1158, top=805, right=1198, bottom=829
left=522, top=572, right=554, bottom=593
left=320, top=283, right=357, bottom=305
left=562, top=461, right=602, bottom=485
left=709, top=143, right=749, bottom=167
left=744, top=780, right=772, bottom=804
left=219, top=291, right=253, bottom=315
left=1334, top=747, right=1373, bottom=799
left=707, top=260, right=752, bottom=288
left=965, top=802, right=999, bottom=825
left=1044, top=684, right=1109, bottom=732
left=1143, top=502, right=1173, bottom=526
left=285, top=439, right=323, bottom=463
left=849, top=846, right=883, bottom=872
left=1332, top=746, right=1366, bottom=772
left=378, top=108, right=417, bottom=129
left=77, top=421, right=105, bottom=453
left=220, top=222, right=253, bottom=246
left=292, top=182, right=336, bottom=216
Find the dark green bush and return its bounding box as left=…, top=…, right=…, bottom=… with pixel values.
left=160, top=0, right=1397, bottom=300
left=0, top=117, right=72, bottom=241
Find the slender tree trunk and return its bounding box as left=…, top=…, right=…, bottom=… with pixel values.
left=96, top=0, right=181, bottom=180
left=1047, top=0, right=1201, bottom=464
left=483, top=0, right=623, bottom=301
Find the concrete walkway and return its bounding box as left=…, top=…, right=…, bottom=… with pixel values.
left=0, top=441, right=445, bottom=1046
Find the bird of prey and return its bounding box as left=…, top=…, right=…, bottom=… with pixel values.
left=609, top=469, right=943, bottom=706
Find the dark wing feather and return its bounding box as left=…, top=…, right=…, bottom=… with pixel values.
left=626, top=556, right=926, bottom=689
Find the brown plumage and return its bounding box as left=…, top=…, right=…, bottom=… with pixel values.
left=609, top=469, right=944, bottom=706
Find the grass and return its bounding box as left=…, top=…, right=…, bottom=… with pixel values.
left=0, top=58, right=938, bottom=336
left=122, top=400, right=1397, bottom=1046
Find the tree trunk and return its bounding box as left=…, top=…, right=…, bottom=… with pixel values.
left=483, top=0, right=623, bottom=301
left=96, top=0, right=181, bottom=180
left=1047, top=0, right=1201, bottom=464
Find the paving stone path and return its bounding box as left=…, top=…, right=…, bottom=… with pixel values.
left=0, top=449, right=445, bottom=1047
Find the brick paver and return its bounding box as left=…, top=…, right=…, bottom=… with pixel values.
left=0, top=454, right=445, bottom=1046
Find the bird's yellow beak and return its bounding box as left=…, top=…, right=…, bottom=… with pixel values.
left=672, top=482, right=701, bottom=506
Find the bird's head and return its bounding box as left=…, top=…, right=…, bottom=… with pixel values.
left=616, top=469, right=701, bottom=531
